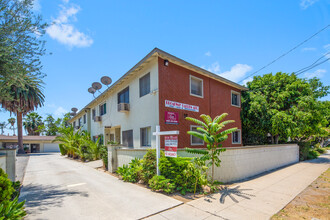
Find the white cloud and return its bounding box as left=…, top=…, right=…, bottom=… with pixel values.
left=54, top=106, right=68, bottom=117
left=205, top=51, right=211, bottom=57
left=304, top=69, right=326, bottom=79
left=202, top=62, right=253, bottom=83
left=32, top=0, right=41, bottom=11
left=206, top=62, right=221, bottom=74
left=242, top=77, right=253, bottom=86
left=300, top=0, right=319, bottom=9
left=219, top=64, right=253, bottom=82
left=46, top=4, right=93, bottom=48
left=302, top=47, right=316, bottom=51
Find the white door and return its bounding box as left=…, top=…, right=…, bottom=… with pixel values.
left=43, top=143, right=60, bottom=152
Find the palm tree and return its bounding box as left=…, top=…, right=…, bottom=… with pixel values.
left=0, top=73, right=44, bottom=154
left=23, top=112, right=43, bottom=136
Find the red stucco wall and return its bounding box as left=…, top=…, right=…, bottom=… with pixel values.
left=158, top=57, right=242, bottom=148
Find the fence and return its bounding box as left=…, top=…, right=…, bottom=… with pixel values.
left=108, top=144, right=299, bottom=183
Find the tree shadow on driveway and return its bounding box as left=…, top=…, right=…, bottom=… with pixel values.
left=19, top=184, right=88, bottom=215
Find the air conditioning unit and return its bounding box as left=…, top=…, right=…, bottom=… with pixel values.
left=118, top=103, right=130, bottom=112
left=94, top=116, right=102, bottom=122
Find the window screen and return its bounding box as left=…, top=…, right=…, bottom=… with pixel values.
left=140, top=127, right=151, bottom=147
left=190, top=76, right=203, bottom=97
left=191, top=126, right=204, bottom=145
left=139, top=73, right=150, bottom=97
left=118, top=87, right=129, bottom=104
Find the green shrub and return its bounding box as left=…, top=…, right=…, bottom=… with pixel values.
left=316, top=147, right=326, bottom=154
left=0, top=197, right=26, bottom=220
left=117, top=158, right=143, bottom=183
left=148, top=175, right=175, bottom=194
left=159, top=157, right=207, bottom=195
left=59, top=144, right=67, bottom=156
left=298, top=142, right=311, bottom=161
left=307, top=150, right=320, bottom=160
left=100, top=146, right=108, bottom=169
left=0, top=168, right=15, bottom=206
left=141, top=149, right=164, bottom=182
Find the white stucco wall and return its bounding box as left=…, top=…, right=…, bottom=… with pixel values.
left=89, top=58, right=159, bottom=148
left=113, top=144, right=299, bottom=183
left=0, top=155, right=6, bottom=172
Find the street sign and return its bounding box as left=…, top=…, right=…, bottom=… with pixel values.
left=164, top=136, right=178, bottom=158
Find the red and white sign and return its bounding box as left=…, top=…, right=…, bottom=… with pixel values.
left=165, top=111, right=179, bottom=124
left=164, top=135, right=178, bottom=158
left=165, top=100, right=199, bottom=112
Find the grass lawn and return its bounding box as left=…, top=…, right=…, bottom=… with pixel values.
left=271, top=168, right=330, bottom=220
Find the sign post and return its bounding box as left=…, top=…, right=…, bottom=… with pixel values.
left=153, top=125, right=179, bottom=175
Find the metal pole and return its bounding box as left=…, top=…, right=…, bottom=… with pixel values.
left=156, top=125, right=160, bottom=176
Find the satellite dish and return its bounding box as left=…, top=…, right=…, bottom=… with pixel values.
left=71, top=107, right=78, bottom=113
left=101, top=76, right=112, bottom=87
left=92, top=82, right=102, bottom=90
left=88, top=87, right=96, bottom=94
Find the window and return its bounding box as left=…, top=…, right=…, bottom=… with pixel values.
left=78, top=117, right=82, bottom=127
left=73, top=121, right=76, bottom=128
left=83, top=114, right=86, bottom=124
left=190, top=75, right=203, bottom=97
left=140, top=127, right=151, bottom=147
left=118, top=87, right=129, bottom=104
left=190, top=125, right=204, bottom=145
left=99, top=103, right=107, bottom=116
left=231, top=90, right=240, bottom=107
left=92, top=108, right=96, bottom=118
left=139, top=73, right=150, bottom=97
left=232, top=130, right=241, bottom=144
left=122, top=130, right=133, bottom=148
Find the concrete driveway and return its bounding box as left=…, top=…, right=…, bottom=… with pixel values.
left=19, top=153, right=182, bottom=220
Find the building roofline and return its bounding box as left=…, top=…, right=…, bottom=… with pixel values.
left=69, top=48, right=248, bottom=123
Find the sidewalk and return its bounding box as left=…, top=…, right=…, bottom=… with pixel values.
left=147, top=152, right=330, bottom=220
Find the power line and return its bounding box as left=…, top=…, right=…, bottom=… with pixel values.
left=245, top=53, right=330, bottom=94
left=238, top=24, right=330, bottom=84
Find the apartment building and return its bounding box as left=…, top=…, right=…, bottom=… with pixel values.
left=69, top=48, right=248, bottom=149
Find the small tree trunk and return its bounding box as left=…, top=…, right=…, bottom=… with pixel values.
left=17, top=112, right=25, bottom=154
left=275, top=135, right=279, bottom=144
left=271, top=135, right=275, bottom=144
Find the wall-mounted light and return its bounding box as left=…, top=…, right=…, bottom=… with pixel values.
left=164, top=59, right=169, bottom=66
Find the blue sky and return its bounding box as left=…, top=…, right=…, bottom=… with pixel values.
left=1, top=0, right=329, bottom=135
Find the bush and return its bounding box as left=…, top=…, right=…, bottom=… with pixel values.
left=59, top=144, right=67, bottom=156
left=0, top=168, right=15, bottom=206
left=141, top=149, right=164, bottom=182
left=298, top=142, right=311, bottom=161
left=117, top=158, right=143, bottom=183
left=316, top=147, right=326, bottom=154
left=100, top=146, right=108, bottom=169
left=148, top=175, right=175, bottom=194
left=307, top=150, right=320, bottom=160
left=0, top=197, right=26, bottom=219
left=159, top=157, right=206, bottom=195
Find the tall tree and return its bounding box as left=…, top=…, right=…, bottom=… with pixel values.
left=0, top=0, right=47, bottom=153
left=241, top=72, right=329, bottom=145
left=23, top=112, right=43, bottom=135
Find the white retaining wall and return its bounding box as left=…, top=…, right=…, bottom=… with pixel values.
left=0, top=154, right=6, bottom=172
left=0, top=149, right=16, bottom=181
left=109, top=144, right=299, bottom=183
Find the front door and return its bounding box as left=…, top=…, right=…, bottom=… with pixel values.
left=31, top=144, right=40, bottom=153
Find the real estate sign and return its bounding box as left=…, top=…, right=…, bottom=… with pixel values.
left=165, top=135, right=178, bottom=158
left=165, top=111, right=179, bottom=124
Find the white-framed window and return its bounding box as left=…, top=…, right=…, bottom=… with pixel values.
left=92, top=108, right=96, bottom=118
left=140, top=127, right=151, bottom=147
left=232, top=129, right=241, bottom=144
left=83, top=114, right=86, bottom=124
left=190, top=125, right=204, bottom=145
left=190, top=75, right=203, bottom=98
left=78, top=117, right=82, bottom=127
left=231, top=90, right=241, bottom=107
